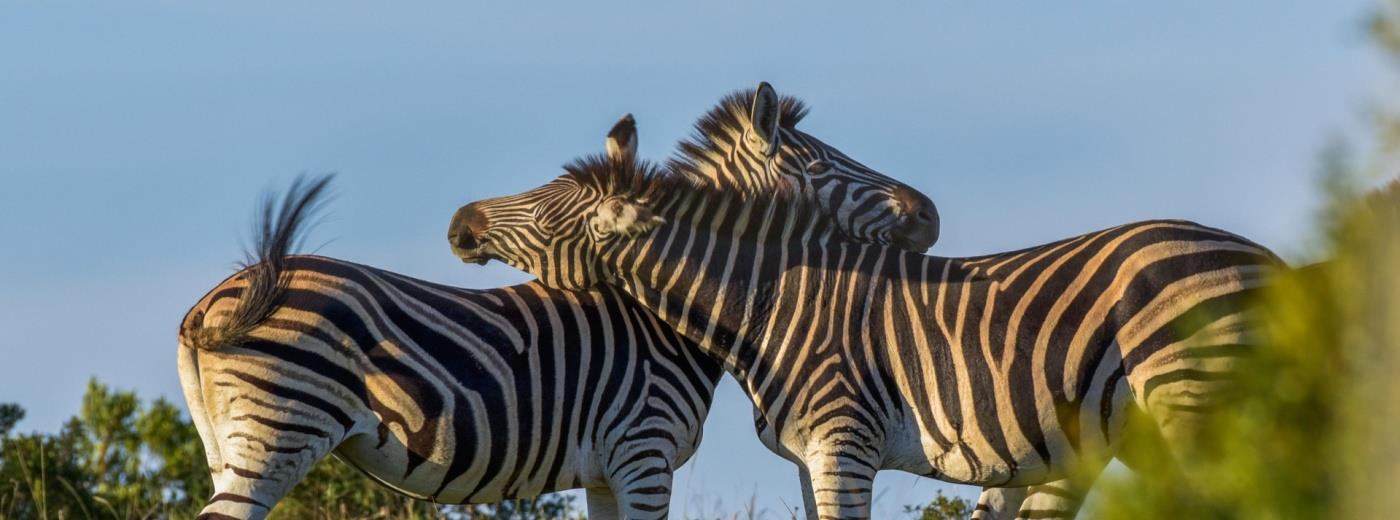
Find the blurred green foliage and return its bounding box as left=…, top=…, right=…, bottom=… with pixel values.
left=1092, top=162, right=1400, bottom=520
left=1090, top=3, right=1400, bottom=518
left=1372, top=0, right=1400, bottom=160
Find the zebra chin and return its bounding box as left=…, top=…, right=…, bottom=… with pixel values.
left=453, top=250, right=490, bottom=266
left=448, top=230, right=492, bottom=265
left=450, top=241, right=491, bottom=265
left=891, top=224, right=938, bottom=253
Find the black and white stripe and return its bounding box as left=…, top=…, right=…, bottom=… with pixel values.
left=452, top=158, right=1281, bottom=520
left=182, top=86, right=942, bottom=520
left=179, top=180, right=722, bottom=519
left=667, top=82, right=940, bottom=252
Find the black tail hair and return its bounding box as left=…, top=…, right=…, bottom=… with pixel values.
left=186, top=174, right=334, bottom=350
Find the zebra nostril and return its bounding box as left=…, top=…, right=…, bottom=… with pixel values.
left=449, top=204, right=489, bottom=253
left=452, top=230, right=479, bottom=251
left=893, top=187, right=937, bottom=222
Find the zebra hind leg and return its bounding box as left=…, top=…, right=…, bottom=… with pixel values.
left=195, top=370, right=351, bottom=519
left=1127, top=315, right=1251, bottom=483
left=196, top=423, right=340, bottom=520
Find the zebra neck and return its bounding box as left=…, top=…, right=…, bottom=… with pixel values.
left=607, top=195, right=871, bottom=379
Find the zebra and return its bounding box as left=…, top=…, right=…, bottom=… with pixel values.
left=179, top=88, right=940, bottom=518
left=448, top=154, right=1282, bottom=520
left=654, top=82, right=1068, bottom=519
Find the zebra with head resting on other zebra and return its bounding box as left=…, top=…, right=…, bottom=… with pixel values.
left=449, top=145, right=1283, bottom=519
left=178, top=84, right=941, bottom=519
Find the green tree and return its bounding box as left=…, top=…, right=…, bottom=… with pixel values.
left=0, top=405, right=23, bottom=437
left=903, top=490, right=973, bottom=520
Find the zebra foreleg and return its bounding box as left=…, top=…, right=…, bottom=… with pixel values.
left=798, top=464, right=818, bottom=520
left=802, top=446, right=878, bottom=520
left=970, top=486, right=1027, bottom=520
left=612, top=464, right=673, bottom=519
left=600, top=445, right=675, bottom=520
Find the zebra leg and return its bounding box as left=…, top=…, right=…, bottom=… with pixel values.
left=802, top=448, right=878, bottom=520
left=1125, top=319, right=1248, bottom=479
left=178, top=347, right=224, bottom=483
left=798, top=465, right=818, bottom=520
left=1013, top=475, right=1100, bottom=520
left=601, top=440, right=675, bottom=520
left=585, top=487, right=622, bottom=520
left=197, top=422, right=342, bottom=520
left=970, top=486, right=1027, bottom=520
left=195, top=365, right=354, bottom=519
left=197, top=431, right=336, bottom=520
left=611, top=466, right=673, bottom=520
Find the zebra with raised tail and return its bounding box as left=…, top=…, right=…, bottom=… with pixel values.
left=180, top=87, right=941, bottom=519
left=449, top=154, right=1282, bottom=519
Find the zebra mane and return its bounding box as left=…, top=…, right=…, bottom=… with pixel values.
left=562, top=153, right=838, bottom=237
left=667, top=88, right=810, bottom=181
left=562, top=154, right=677, bottom=200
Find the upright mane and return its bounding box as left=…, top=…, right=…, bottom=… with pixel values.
left=667, top=88, right=810, bottom=181
left=562, top=154, right=681, bottom=200
left=562, top=153, right=840, bottom=238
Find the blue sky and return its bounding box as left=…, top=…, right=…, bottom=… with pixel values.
left=0, top=1, right=1389, bottom=516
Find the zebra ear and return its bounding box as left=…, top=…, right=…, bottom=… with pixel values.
left=593, top=197, right=665, bottom=238
left=605, top=113, right=638, bottom=162
left=746, top=82, right=781, bottom=157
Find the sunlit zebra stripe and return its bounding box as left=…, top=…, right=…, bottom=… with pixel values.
left=180, top=254, right=725, bottom=520
left=457, top=158, right=1283, bottom=520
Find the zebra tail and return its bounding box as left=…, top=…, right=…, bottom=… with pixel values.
left=181, top=174, right=334, bottom=351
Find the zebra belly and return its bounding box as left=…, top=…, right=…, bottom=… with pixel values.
left=335, top=427, right=601, bottom=504
left=903, top=347, right=1133, bottom=487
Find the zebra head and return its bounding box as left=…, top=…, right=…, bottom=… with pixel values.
left=674, top=82, right=939, bottom=252
left=448, top=153, right=665, bottom=290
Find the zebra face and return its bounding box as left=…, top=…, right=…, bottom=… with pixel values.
left=449, top=113, right=652, bottom=289
left=449, top=166, right=662, bottom=290
left=780, top=131, right=940, bottom=252
left=684, top=82, right=939, bottom=252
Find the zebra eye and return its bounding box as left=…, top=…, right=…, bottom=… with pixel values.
left=805, top=159, right=833, bottom=176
